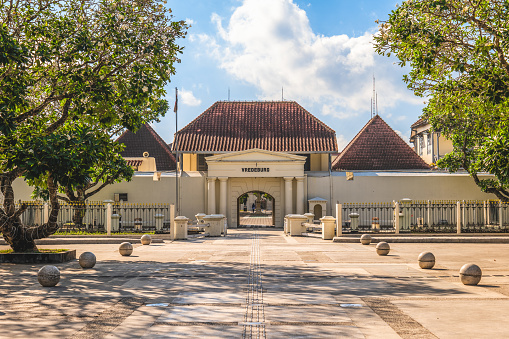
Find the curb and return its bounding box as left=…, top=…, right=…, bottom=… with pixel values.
left=0, top=238, right=165, bottom=245
left=333, top=236, right=509, bottom=243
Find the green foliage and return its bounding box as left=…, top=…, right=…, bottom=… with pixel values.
left=0, top=0, right=187, bottom=203
left=374, top=0, right=509, bottom=201
left=0, top=248, right=69, bottom=253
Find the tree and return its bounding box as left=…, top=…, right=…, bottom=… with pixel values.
left=0, top=0, right=187, bottom=251
left=28, top=123, right=135, bottom=226
left=374, top=0, right=509, bottom=201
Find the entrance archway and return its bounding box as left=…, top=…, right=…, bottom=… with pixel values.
left=237, top=191, right=275, bottom=227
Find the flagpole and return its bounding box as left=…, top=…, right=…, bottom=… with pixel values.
left=174, top=87, right=179, bottom=216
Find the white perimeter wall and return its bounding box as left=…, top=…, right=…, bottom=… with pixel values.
left=308, top=171, right=496, bottom=211
left=10, top=171, right=497, bottom=222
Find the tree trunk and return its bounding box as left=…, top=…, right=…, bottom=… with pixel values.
left=1, top=218, right=38, bottom=252
left=0, top=172, right=60, bottom=252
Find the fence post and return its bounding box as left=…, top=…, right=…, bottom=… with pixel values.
left=43, top=202, right=49, bottom=224
left=500, top=201, right=503, bottom=229
left=104, top=200, right=113, bottom=236
left=336, top=203, right=342, bottom=237
left=456, top=201, right=462, bottom=234
left=484, top=200, right=488, bottom=225
left=427, top=200, right=431, bottom=227
left=170, top=204, right=175, bottom=234
left=394, top=201, right=400, bottom=234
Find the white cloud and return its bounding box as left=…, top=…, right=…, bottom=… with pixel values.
left=179, top=88, right=202, bottom=106
left=185, top=18, right=195, bottom=25
left=201, top=0, right=421, bottom=119
left=336, top=135, right=349, bottom=152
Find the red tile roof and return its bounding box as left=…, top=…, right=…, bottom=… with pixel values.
left=174, top=101, right=337, bottom=153
left=116, top=124, right=176, bottom=171
left=332, top=115, right=430, bottom=171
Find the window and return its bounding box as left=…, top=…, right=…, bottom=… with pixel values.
left=426, top=133, right=432, bottom=154
left=197, top=154, right=213, bottom=171
left=418, top=136, right=424, bottom=155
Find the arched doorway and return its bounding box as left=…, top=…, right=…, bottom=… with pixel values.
left=313, top=204, right=323, bottom=220
left=237, top=191, right=275, bottom=227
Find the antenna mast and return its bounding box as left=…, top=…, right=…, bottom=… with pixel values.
left=228, top=87, right=230, bottom=101
left=281, top=87, right=284, bottom=101
left=372, top=74, right=376, bottom=118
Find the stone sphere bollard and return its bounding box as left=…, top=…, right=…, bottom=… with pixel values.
left=418, top=252, right=435, bottom=269
left=38, top=265, right=60, bottom=287
left=460, top=263, right=482, bottom=285
left=360, top=234, right=372, bottom=245
left=376, top=241, right=390, bottom=256
left=79, top=252, right=97, bottom=269
left=119, top=242, right=133, bottom=256
left=140, top=234, right=152, bottom=245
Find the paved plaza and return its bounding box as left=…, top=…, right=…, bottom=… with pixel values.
left=2, top=229, right=509, bottom=338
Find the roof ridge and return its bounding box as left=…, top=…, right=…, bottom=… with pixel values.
left=174, top=101, right=337, bottom=153
left=175, top=101, right=219, bottom=136
left=144, top=124, right=176, bottom=161
left=333, top=116, right=376, bottom=163
left=333, top=115, right=430, bottom=170
left=293, top=102, right=336, bottom=134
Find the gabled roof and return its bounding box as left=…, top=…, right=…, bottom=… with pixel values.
left=411, top=118, right=428, bottom=128
left=174, top=101, right=337, bottom=153
left=116, top=124, right=176, bottom=171
left=332, top=115, right=430, bottom=171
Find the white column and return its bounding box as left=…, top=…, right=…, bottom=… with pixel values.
left=219, top=177, right=228, bottom=217
left=394, top=201, right=400, bottom=234
left=296, top=177, right=305, bottom=215
left=170, top=204, right=175, bottom=229
left=104, top=200, right=114, bottom=236
left=284, top=177, right=293, bottom=216
left=207, top=177, right=216, bottom=215
left=457, top=201, right=462, bottom=234
left=336, top=203, right=342, bottom=236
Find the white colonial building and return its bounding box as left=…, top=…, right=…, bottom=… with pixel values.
left=10, top=101, right=497, bottom=228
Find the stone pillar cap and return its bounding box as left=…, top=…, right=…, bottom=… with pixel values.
left=304, top=213, right=315, bottom=217
left=203, top=214, right=225, bottom=220
left=320, top=216, right=336, bottom=221
left=349, top=213, right=360, bottom=217
left=195, top=213, right=207, bottom=217
left=174, top=216, right=189, bottom=221
left=287, top=214, right=307, bottom=220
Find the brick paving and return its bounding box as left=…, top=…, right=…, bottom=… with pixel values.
left=2, top=229, right=509, bottom=338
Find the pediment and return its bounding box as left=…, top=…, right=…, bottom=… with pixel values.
left=206, top=148, right=306, bottom=163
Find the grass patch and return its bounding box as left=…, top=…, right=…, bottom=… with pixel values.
left=0, top=248, right=69, bottom=254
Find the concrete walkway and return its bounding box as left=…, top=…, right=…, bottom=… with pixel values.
left=2, top=228, right=509, bottom=338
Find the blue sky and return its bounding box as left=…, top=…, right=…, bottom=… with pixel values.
left=157, top=0, right=424, bottom=151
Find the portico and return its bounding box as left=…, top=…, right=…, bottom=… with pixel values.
left=205, top=149, right=306, bottom=228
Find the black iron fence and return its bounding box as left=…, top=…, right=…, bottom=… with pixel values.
left=399, top=200, right=457, bottom=233
left=340, top=200, right=509, bottom=234
left=15, top=201, right=171, bottom=233
left=113, top=203, right=171, bottom=232
left=342, top=202, right=395, bottom=233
